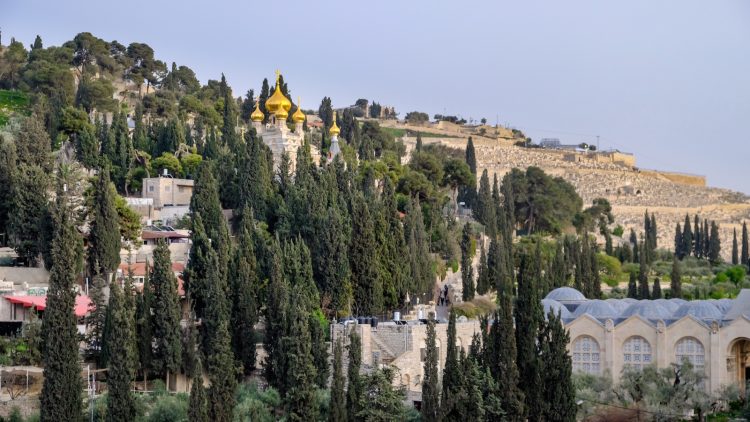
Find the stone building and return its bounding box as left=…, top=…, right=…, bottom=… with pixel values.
left=547, top=286, right=750, bottom=394
left=249, top=71, right=333, bottom=172
left=332, top=317, right=481, bottom=405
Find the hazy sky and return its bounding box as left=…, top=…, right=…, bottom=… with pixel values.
left=4, top=0, right=750, bottom=193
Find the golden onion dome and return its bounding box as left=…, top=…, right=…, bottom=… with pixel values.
left=329, top=111, right=340, bottom=136
left=265, top=70, right=292, bottom=114
left=292, top=97, right=306, bottom=123
left=275, top=107, right=289, bottom=120
left=250, top=102, right=264, bottom=122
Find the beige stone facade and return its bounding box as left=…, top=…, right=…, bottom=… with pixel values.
left=332, top=318, right=482, bottom=404
left=141, top=177, right=194, bottom=208
left=547, top=287, right=750, bottom=394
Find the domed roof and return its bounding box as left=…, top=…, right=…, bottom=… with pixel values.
left=621, top=298, right=638, bottom=304
left=573, top=300, right=618, bottom=320
left=542, top=299, right=571, bottom=318
left=265, top=71, right=292, bottom=114
left=668, top=298, right=688, bottom=306
left=605, top=298, right=631, bottom=313
left=653, top=299, right=680, bottom=313
left=250, top=102, right=264, bottom=122
left=329, top=111, right=340, bottom=136
left=622, top=300, right=673, bottom=320
left=714, top=298, right=734, bottom=314
left=674, top=301, right=723, bottom=320
left=292, top=97, right=306, bottom=123
left=545, top=287, right=586, bottom=302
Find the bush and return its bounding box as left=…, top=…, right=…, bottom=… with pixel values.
left=147, top=394, right=188, bottom=422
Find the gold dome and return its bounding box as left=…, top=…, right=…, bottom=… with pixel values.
left=275, top=107, right=289, bottom=120
left=292, top=97, right=306, bottom=123
left=329, top=111, right=340, bottom=136
left=250, top=102, right=264, bottom=122
left=265, top=70, right=292, bottom=114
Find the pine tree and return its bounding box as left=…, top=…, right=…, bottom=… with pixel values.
left=709, top=221, right=721, bottom=265
left=150, top=240, right=182, bottom=380
left=652, top=277, right=662, bottom=299
left=329, top=338, right=347, bottom=422
left=346, top=329, right=363, bottom=422
left=670, top=256, right=682, bottom=298
left=229, top=209, right=259, bottom=375
left=40, top=182, right=83, bottom=422
left=742, top=222, right=749, bottom=269
left=627, top=270, right=638, bottom=299
left=87, top=165, right=121, bottom=277
left=460, top=222, right=475, bottom=301
left=421, top=319, right=440, bottom=422
left=538, top=311, right=576, bottom=422
left=515, top=254, right=543, bottom=420
left=106, top=281, right=136, bottom=422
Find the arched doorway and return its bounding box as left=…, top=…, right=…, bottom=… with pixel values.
left=728, top=338, right=750, bottom=393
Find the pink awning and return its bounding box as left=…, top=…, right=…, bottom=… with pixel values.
left=4, top=295, right=92, bottom=317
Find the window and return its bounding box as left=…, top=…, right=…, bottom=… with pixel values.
left=675, top=337, right=705, bottom=369
left=623, top=336, right=652, bottom=371
left=165, top=185, right=171, bottom=192
left=148, top=185, right=155, bottom=192
left=572, top=336, right=601, bottom=374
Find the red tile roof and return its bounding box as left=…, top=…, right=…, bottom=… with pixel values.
left=4, top=295, right=92, bottom=317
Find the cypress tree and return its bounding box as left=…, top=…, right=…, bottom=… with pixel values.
left=85, top=274, right=108, bottom=366
left=346, top=329, right=363, bottom=422
left=538, top=311, right=576, bottom=422
left=40, top=182, right=83, bottom=422
left=460, top=222, right=475, bottom=301
left=627, top=270, right=638, bottom=299
left=350, top=193, right=381, bottom=315
left=488, top=237, right=509, bottom=294
left=263, top=244, right=288, bottom=392
left=202, top=236, right=237, bottom=422
left=460, top=136, right=477, bottom=208
left=441, top=310, right=463, bottom=418
left=415, top=132, right=423, bottom=152
left=682, top=214, right=693, bottom=260
left=742, top=222, right=749, bottom=269
left=135, top=261, right=153, bottom=388
left=283, top=290, right=319, bottom=422
left=732, top=228, right=739, bottom=265
left=150, top=240, right=182, bottom=381
left=106, top=281, right=136, bottom=422
left=703, top=218, right=710, bottom=258
left=515, top=254, right=543, bottom=420
left=693, top=215, right=708, bottom=258
left=674, top=222, right=683, bottom=258
left=488, top=306, right=524, bottom=420
left=670, top=256, right=682, bottom=298
left=476, top=242, right=489, bottom=295
left=421, top=319, right=440, bottom=422
left=475, top=170, right=494, bottom=231
left=259, top=78, right=270, bottom=124
left=380, top=177, right=410, bottom=309
left=652, top=277, right=662, bottom=299
left=650, top=213, right=657, bottom=251
left=404, top=198, right=433, bottom=302
left=188, top=364, right=209, bottom=422
left=229, top=209, right=259, bottom=375
left=637, top=253, right=650, bottom=300
left=709, top=221, right=721, bottom=265
left=8, top=164, right=48, bottom=266
left=329, top=338, right=347, bottom=422
left=550, top=241, right=567, bottom=289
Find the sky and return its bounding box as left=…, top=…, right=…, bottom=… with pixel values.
left=4, top=0, right=750, bottom=193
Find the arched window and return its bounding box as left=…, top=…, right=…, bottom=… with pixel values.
left=675, top=337, right=705, bottom=369
left=572, top=336, right=601, bottom=374
left=623, top=336, right=652, bottom=370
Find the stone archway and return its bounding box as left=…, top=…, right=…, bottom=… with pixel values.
left=728, top=338, right=750, bottom=393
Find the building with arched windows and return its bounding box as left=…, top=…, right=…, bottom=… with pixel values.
left=550, top=287, right=750, bottom=393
